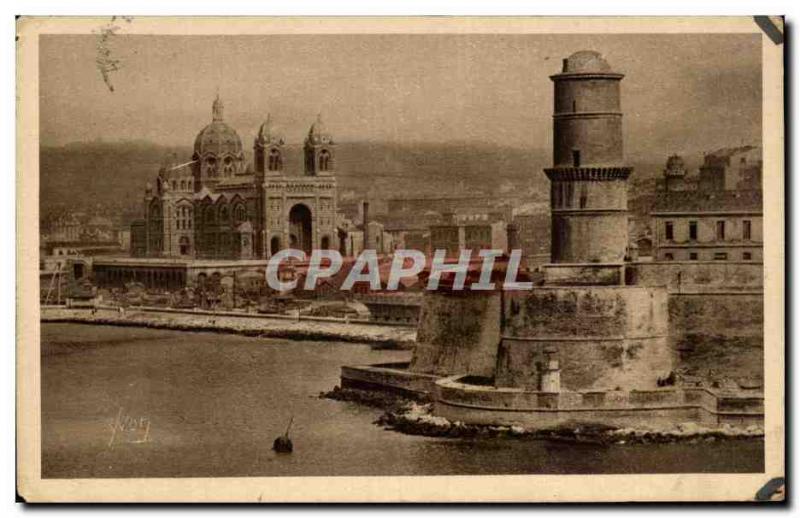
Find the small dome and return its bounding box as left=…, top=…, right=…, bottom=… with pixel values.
left=255, top=114, right=284, bottom=146
left=664, top=154, right=687, bottom=176
left=562, top=50, right=612, bottom=73
left=307, top=114, right=333, bottom=144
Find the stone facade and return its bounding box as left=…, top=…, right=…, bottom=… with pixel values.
left=651, top=149, right=763, bottom=262
left=498, top=287, right=671, bottom=392
left=134, top=97, right=338, bottom=260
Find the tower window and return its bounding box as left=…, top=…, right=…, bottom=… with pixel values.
left=664, top=253, right=674, bottom=261
left=743, top=220, right=752, bottom=240
left=572, top=99, right=576, bottom=112
left=268, top=148, right=282, bottom=171
left=716, top=221, right=726, bottom=240
left=689, top=252, right=698, bottom=260
left=319, top=149, right=331, bottom=172
left=689, top=221, right=698, bottom=240
left=743, top=252, right=752, bottom=261
left=665, top=221, right=674, bottom=241
left=572, top=149, right=581, bottom=168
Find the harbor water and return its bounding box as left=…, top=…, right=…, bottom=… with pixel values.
left=41, top=323, right=763, bottom=478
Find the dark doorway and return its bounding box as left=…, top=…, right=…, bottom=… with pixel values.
left=270, top=236, right=281, bottom=256
left=289, top=204, right=313, bottom=254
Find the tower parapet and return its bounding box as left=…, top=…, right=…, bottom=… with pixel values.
left=544, top=51, right=632, bottom=268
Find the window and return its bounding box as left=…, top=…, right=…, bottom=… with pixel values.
left=269, top=149, right=282, bottom=171
left=743, top=252, right=752, bottom=261
left=234, top=204, right=246, bottom=224
left=665, top=221, right=674, bottom=241
left=743, top=220, right=752, bottom=241
left=689, top=221, right=697, bottom=240
left=319, top=149, right=331, bottom=171
left=664, top=253, right=674, bottom=261
left=572, top=99, right=577, bottom=112
left=572, top=149, right=581, bottom=167
left=716, top=221, right=726, bottom=240
left=713, top=252, right=728, bottom=261
left=689, top=252, right=698, bottom=260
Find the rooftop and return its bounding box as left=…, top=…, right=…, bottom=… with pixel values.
left=652, top=189, right=762, bottom=213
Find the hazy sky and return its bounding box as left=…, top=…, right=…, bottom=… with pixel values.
left=40, top=33, right=761, bottom=157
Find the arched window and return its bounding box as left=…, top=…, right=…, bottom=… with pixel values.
left=205, top=205, right=216, bottom=225
left=206, top=157, right=217, bottom=176
left=234, top=203, right=246, bottom=224
left=319, top=149, right=331, bottom=171
left=219, top=205, right=229, bottom=224
left=321, top=235, right=330, bottom=250
left=268, top=148, right=282, bottom=171
left=180, top=180, right=186, bottom=190
left=223, top=156, right=234, bottom=175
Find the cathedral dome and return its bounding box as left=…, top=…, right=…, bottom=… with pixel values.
left=561, top=50, right=612, bottom=74
left=193, top=95, right=243, bottom=156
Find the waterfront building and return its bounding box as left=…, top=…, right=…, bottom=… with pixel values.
left=651, top=148, right=763, bottom=262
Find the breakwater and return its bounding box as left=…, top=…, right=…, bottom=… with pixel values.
left=40, top=306, right=416, bottom=348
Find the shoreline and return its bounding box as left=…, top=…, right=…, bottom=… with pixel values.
left=322, top=386, right=765, bottom=444
left=40, top=306, right=417, bottom=348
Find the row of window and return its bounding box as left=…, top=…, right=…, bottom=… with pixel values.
left=663, top=251, right=754, bottom=261
left=170, top=179, right=194, bottom=191
left=664, top=219, right=752, bottom=241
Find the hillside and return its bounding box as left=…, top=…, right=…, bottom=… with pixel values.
left=40, top=139, right=674, bottom=224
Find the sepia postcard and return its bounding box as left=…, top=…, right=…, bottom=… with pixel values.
left=16, top=16, right=784, bottom=503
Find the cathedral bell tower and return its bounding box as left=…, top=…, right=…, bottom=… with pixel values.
left=304, top=114, right=335, bottom=176
left=545, top=50, right=633, bottom=266
left=254, top=114, right=284, bottom=178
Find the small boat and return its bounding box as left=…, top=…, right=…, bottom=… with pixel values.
left=273, top=416, right=293, bottom=453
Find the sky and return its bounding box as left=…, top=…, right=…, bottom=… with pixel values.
left=39, top=33, right=762, bottom=158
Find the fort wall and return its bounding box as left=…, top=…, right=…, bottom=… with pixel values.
left=409, top=291, right=501, bottom=378
left=497, top=286, right=672, bottom=391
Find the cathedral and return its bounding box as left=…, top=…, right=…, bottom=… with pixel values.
left=134, top=95, right=338, bottom=260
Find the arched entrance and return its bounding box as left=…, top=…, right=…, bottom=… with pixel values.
left=289, top=204, right=313, bottom=254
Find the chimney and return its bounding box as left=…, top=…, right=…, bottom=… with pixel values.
left=362, top=201, right=370, bottom=251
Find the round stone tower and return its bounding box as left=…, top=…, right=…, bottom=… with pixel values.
left=545, top=50, right=632, bottom=264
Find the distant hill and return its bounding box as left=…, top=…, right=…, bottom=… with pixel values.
left=40, top=139, right=675, bottom=224
left=40, top=140, right=552, bottom=215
